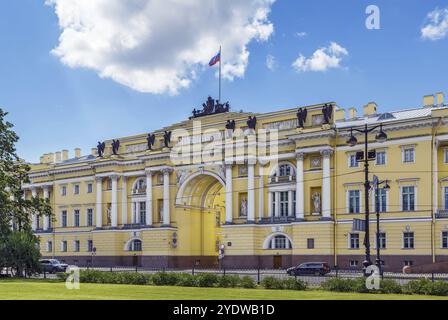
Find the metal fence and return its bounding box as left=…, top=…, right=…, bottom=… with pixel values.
left=26, top=266, right=448, bottom=286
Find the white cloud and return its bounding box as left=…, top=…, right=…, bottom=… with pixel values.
left=295, top=31, right=307, bottom=38
left=421, top=7, right=448, bottom=41
left=266, top=54, right=277, bottom=71
left=46, top=0, right=275, bottom=95
left=292, top=42, right=348, bottom=73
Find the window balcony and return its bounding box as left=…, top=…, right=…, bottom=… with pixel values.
left=436, top=209, right=448, bottom=219
left=259, top=216, right=297, bottom=224
left=268, top=175, right=296, bottom=184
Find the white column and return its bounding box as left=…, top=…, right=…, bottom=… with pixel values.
left=321, top=149, right=333, bottom=219
left=111, top=175, right=118, bottom=227
left=31, top=188, right=37, bottom=231
left=268, top=192, right=273, bottom=217
left=433, top=141, right=439, bottom=214
left=288, top=190, right=293, bottom=217
left=225, top=164, right=233, bottom=224
left=247, top=161, right=255, bottom=222
left=95, top=177, right=103, bottom=228
left=275, top=192, right=280, bottom=217
left=146, top=171, right=153, bottom=226
left=162, top=168, right=171, bottom=225
left=258, top=165, right=266, bottom=222
left=121, top=177, right=128, bottom=225
left=43, top=186, right=50, bottom=230
left=296, top=152, right=305, bottom=219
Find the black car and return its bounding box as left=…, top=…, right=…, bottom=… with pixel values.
left=39, top=259, right=68, bottom=273
left=287, top=262, right=331, bottom=276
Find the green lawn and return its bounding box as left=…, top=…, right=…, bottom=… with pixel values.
left=0, top=280, right=446, bottom=300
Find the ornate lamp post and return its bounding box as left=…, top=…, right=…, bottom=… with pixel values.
left=346, top=123, right=387, bottom=275
left=372, top=175, right=390, bottom=276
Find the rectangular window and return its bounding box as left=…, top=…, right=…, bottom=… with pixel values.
left=349, top=154, right=359, bottom=168
left=307, top=238, right=315, bottom=249
left=87, top=208, right=93, bottom=226
left=87, top=183, right=93, bottom=194
left=445, top=149, right=448, bottom=164
left=376, top=151, right=386, bottom=165
left=404, top=260, right=413, bottom=267
left=46, top=241, right=53, bottom=253
left=402, top=186, right=416, bottom=211
left=377, top=232, right=386, bottom=249
left=61, top=241, right=67, bottom=252
left=74, top=184, right=80, bottom=195
left=87, top=240, right=93, bottom=252
left=349, top=260, right=359, bottom=267
left=403, top=148, right=415, bottom=163
left=375, top=188, right=387, bottom=213
left=292, top=192, right=296, bottom=216
left=275, top=236, right=286, bottom=249
left=139, top=202, right=146, bottom=225
left=445, top=187, right=448, bottom=210
left=403, top=232, right=415, bottom=249
left=349, top=233, right=360, bottom=249
left=61, top=186, right=67, bottom=196
left=74, top=210, right=80, bottom=227
left=61, top=210, right=67, bottom=227
left=442, top=231, right=448, bottom=249
left=348, top=190, right=360, bottom=214
left=74, top=240, right=80, bottom=252
left=279, top=191, right=289, bottom=217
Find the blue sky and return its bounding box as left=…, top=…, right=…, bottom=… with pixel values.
left=1, top=0, right=447, bottom=163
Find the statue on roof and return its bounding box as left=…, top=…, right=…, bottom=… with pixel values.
left=111, top=139, right=120, bottom=155
left=163, top=131, right=172, bottom=148
left=147, top=133, right=156, bottom=150
left=322, top=103, right=334, bottom=124
left=97, top=141, right=106, bottom=157
left=296, top=108, right=308, bottom=128
left=191, top=96, right=230, bottom=118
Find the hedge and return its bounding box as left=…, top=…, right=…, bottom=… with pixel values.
left=55, top=270, right=448, bottom=296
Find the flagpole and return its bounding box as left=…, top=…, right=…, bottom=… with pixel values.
left=219, top=45, right=222, bottom=103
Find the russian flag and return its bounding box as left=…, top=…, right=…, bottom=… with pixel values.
left=208, top=51, right=221, bottom=67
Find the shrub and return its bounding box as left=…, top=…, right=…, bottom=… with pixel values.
left=218, top=275, right=240, bottom=288
left=404, top=278, right=433, bottom=295
left=151, top=272, right=179, bottom=286
left=321, top=278, right=356, bottom=292
left=428, top=281, right=448, bottom=296
left=261, top=276, right=284, bottom=290
left=283, top=278, right=307, bottom=291
left=240, top=276, right=256, bottom=289
left=113, top=272, right=150, bottom=285
left=56, top=272, right=68, bottom=281
left=197, top=273, right=219, bottom=287
left=176, top=273, right=197, bottom=287
left=379, top=279, right=402, bottom=294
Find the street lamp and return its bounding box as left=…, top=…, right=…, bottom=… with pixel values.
left=345, top=123, right=388, bottom=276
left=372, top=175, right=390, bottom=276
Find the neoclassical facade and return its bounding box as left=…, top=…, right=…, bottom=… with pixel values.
left=25, top=93, right=448, bottom=271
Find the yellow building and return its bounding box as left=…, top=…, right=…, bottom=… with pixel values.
left=25, top=93, right=448, bottom=271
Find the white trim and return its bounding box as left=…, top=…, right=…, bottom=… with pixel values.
left=400, top=185, right=417, bottom=212
left=444, top=148, right=448, bottom=164
left=347, top=153, right=360, bottom=169
left=123, top=237, right=142, bottom=251
left=348, top=232, right=360, bottom=249
left=375, top=150, right=387, bottom=166
left=336, top=135, right=432, bottom=152
left=262, top=232, right=293, bottom=249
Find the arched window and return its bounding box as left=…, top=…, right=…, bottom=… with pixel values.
left=128, top=239, right=142, bottom=252
left=265, top=234, right=293, bottom=249
left=270, top=163, right=295, bottom=183
left=132, top=178, right=146, bottom=194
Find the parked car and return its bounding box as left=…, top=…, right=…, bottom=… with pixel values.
left=39, top=259, right=68, bottom=273
left=287, top=262, right=331, bottom=276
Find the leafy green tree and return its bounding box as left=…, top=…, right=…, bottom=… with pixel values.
left=0, top=108, right=51, bottom=276
left=0, top=231, right=41, bottom=276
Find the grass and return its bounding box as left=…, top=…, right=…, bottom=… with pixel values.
left=0, top=279, right=447, bottom=300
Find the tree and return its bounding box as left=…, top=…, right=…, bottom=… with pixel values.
left=0, top=107, right=51, bottom=276
left=0, top=231, right=41, bottom=277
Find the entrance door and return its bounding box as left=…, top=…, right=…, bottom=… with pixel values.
left=132, top=255, right=140, bottom=267
left=273, top=255, right=282, bottom=269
